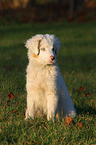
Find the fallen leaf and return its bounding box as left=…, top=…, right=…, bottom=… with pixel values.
left=8, top=92, right=15, bottom=99
left=77, top=123, right=83, bottom=128
left=4, top=100, right=10, bottom=106
left=82, top=93, right=85, bottom=97
left=24, top=107, right=27, bottom=110
left=21, top=113, right=24, bottom=118
left=85, top=93, right=93, bottom=97
left=5, top=102, right=8, bottom=105
left=35, top=141, right=41, bottom=144
left=11, top=110, right=18, bottom=113
left=65, top=115, right=73, bottom=126
left=90, top=99, right=96, bottom=103
left=89, top=99, right=96, bottom=108
left=25, top=141, right=31, bottom=144
left=78, top=86, right=85, bottom=93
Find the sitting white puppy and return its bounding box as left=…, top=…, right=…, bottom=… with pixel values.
left=25, top=34, right=76, bottom=120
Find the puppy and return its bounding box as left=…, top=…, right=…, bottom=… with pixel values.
left=25, top=34, right=76, bottom=120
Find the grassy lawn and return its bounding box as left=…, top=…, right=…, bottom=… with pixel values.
left=0, top=21, right=96, bottom=144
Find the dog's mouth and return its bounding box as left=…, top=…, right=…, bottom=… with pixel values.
left=48, top=59, right=55, bottom=64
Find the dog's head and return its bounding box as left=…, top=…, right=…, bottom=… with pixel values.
left=25, top=34, right=60, bottom=65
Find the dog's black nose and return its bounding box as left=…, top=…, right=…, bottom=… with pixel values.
left=50, top=55, right=55, bottom=61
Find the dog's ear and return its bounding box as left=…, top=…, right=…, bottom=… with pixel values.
left=54, top=37, right=60, bottom=55
left=25, top=34, right=43, bottom=56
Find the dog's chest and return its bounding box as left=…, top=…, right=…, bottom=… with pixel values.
left=36, top=67, right=51, bottom=83
left=32, top=65, right=57, bottom=89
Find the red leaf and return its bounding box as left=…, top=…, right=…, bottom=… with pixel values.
left=90, top=99, right=96, bottom=103
left=24, top=107, right=27, bottom=110
left=11, top=110, right=18, bottom=113
left=65, top=115, right=73, bottom=126
left=85, top=93, right=93, bottom=97
left=35, top=141, right=41, bottom=144
left=77, top=123, right=83, bottom=128
left=8, top=92, right=15, bottom=99
left=5, top=102, right=8, bottom=105
left=78, top=86, right=85, bottom=93
left=21, top=113, right=24, bottom=118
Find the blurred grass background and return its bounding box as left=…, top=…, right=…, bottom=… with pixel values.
left=0, top=21, right=96, bottom=144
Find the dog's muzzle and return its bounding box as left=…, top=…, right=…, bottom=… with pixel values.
left=50, top=55, right=55, bottom=61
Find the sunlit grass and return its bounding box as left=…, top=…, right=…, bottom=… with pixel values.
left=0, top=21, right=96, bottom=144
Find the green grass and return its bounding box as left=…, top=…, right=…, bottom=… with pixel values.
left=0, top=21, right=96, bottom=144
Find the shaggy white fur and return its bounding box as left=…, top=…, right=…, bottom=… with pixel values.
left=25, top=34, right=76, bottom=120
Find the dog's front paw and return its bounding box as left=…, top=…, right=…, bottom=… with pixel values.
left=68, top=111, right=77, bottom=118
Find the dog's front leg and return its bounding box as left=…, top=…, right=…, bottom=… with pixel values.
left=25, top=96, right=35, bottom=119
left=46, top=92, right=58, bottom=121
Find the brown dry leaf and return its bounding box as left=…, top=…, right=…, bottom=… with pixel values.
left=78, top=86, right=85, bottom=93
left=4, top=100, right=10, bottom=106
left=85, top=93, right=93, bottom=97
left=77, top=123, right=83, bottom=128
left=21, top=113, right=24, bottom=118
left=24, top=107, right=27, bottom=110
left=8, top=92, right=15, bottom=99
left=5, top=101, right=8, bottom=105
left=11, top=110, right=18, bottom=113
left=89, top=99, right=96, bottom=106
left=90, top=99, right=96, bottom=103
left=65, top=115, right=73, bottom=126
left=82, top=93, right=85, bottom=97
left=35, top=141, right=41, bottom=144
left=25, top=141, right=31, bottom=144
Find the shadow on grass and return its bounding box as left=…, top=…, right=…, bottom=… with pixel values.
left=0, top=43, right=28, bottom=70
left=75, top=106, right=96, bottom=116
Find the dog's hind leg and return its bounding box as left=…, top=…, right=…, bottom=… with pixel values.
left=59, top=76, right=76, bottom=118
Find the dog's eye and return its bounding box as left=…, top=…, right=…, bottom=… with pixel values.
left=52, top=47, right=55, bottom=52
left=41, top=48, right=46, bottom=51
